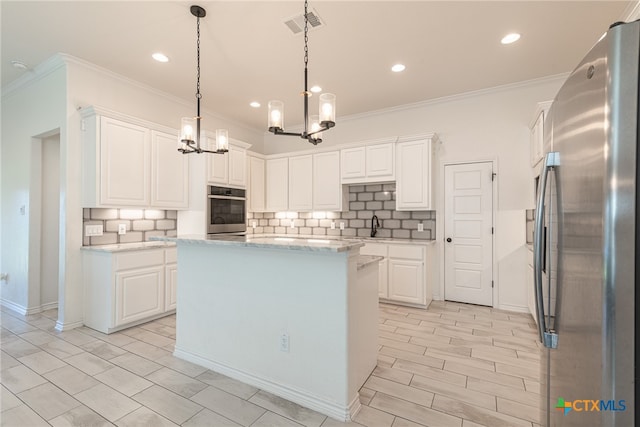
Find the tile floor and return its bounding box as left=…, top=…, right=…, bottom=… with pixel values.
left=1, top=301, right=541, bottom=426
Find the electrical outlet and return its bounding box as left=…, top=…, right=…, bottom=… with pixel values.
left=118, top=224, right=127, bottom=235
left=340, top=222, right=345, bottom=230
left=418, top=223, right=424, bottom=232
left=290, top=220, right=295, bottom=229
left=330, top=221, right=336, bottom=230
left=85, top=224, right=103, bottom=236
left=280, top=332, right=290, bottom=352
left=252, top=221, right=257, bottom=229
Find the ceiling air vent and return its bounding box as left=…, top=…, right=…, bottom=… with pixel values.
left=283, top=9, right=324, bottom=35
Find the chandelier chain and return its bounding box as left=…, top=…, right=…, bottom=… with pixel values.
left=196, top=14, right=202, bottom=100
left=304, top=0, right=309, bottom=69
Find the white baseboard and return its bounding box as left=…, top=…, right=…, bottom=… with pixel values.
left=1, top=299, right=58, bottom=316
left=174, top=347, right=358, bottom=422
left=498, top=303, right=530, bottom=314
left=55, top=319, right=84, bottom=332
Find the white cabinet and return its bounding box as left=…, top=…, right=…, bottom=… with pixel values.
left=81, top=107, right=189, bottom=209
left=527, top=245, right=537, bottom=326
left=530, top=101, right=552, bottom=169
left=341, top=142, right=395, bottom=184
left=288, top=155, right=313, bottom=211
left=360, top=242, right=432, bottom=307
left=83, top=246, right=177, bottom=334
left=396, top=134, right=439, bottom=211
left=207, top=141, right=249, bottom=188
left=248, top=156, right=266, bottom=212
left=266, top=158, right=289, bottom=211
left=313, top=151, right=345, bottom=211
left=151, top=131, right=189, bottom=209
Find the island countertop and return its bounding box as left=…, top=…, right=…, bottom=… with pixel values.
left=151, top=234, right=364, bottom=253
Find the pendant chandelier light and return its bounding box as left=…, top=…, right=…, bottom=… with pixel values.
left=267, top=0, right=336, bottom=145
left=178, top=5, right=229, bottom=154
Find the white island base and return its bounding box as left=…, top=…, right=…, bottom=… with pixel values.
left=169, top=236, right=379, bottom=421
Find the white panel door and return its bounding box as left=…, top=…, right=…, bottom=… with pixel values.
left=444, top=162, right=493, bottom=306
left=100, top=117, right=150, bottom=206
left=151, top=130, right=189, bottom=208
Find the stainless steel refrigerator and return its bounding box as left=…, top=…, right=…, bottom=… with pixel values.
left=534, top=20, right=638, bottom=426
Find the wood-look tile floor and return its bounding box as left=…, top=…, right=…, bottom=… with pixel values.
left=1, top=301, right=541, bottom=426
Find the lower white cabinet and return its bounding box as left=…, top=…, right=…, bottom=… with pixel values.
left=527, top=245, right=537, bottom=325
left=83, top=246, right=177, bottom=333
left=360, top=241, right=433, bottom=307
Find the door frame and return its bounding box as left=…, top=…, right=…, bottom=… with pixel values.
left=437, top=158, right=498, bottom=307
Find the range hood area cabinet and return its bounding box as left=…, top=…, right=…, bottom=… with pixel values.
left=80, top=107, right=189, bottom=209
left=263, top=150, right=346, bottom=213
left=206, top=138, right=251, bottom=189
left=340, top=142, right=395, bottom=184
left=395, top=133, right=440, bottom=211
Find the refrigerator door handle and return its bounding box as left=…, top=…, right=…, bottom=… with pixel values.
left=534, top=152, right=559, bottom=349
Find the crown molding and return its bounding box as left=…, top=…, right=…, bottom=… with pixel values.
left=1, top=54, right=67, bottom=98
left=622, top=1, right=640, bottom=21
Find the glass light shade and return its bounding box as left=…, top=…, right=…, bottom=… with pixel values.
left=215, top=129, right=229, bottom=152
left=181, top=117, right=197, bottom=143
left=319, top=93, right=336, bottom=124
left=308, top=115, right=322, bottom=141
left=268, top=100, right=284, bottom=130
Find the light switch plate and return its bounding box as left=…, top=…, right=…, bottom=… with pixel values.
left=340, top=222, right=345, bottom=230
left=418, top=223, right=424, bottom=232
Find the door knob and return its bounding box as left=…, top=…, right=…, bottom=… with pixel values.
left=446, top=237, right=452, bottom=243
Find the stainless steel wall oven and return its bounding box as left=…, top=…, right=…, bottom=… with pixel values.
left=207, top=186, right=246, bottom=235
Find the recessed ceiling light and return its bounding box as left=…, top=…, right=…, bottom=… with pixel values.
left=250, top=101, right=261, bottom=108
left=501, top=33, right=521, bottom=45
left=11, top=60, right=28, bottom=70
left=391, top=64, right=406, bottom=73
left=152, top=53, right=169, bottom=63
left=310, top=86, right=322, bottom=93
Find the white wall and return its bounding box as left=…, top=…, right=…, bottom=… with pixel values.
left=1, top=59, right=67, bottom=313
left=264, top=75, right=566, bottom=310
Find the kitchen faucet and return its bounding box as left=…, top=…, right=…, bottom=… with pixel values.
left=370, top=214, right=380, bottom=237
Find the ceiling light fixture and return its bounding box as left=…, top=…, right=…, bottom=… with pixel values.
left=250, top=101, right=261, bottom=108
left=152, top=53, right=169, bottom=63
left=267, top=0, right=335, bottom=145
left=391, top=64, right=406, bottom=73
left=178, top=5, right=228, bottom=155
left=11, top=60, right=29, bottom=70
left=310, top=85, right=322, bottom=93
left=501, top=33, right=521, bottom=45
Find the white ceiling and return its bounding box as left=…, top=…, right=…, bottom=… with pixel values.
left=1, top=1, right=634, bottom=132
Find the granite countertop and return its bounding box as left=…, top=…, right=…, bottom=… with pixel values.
left=247, top=233, right=437, bottom=246
left=80, top=241, right=176, bottom=253
left=357, top=255, right=384, bottom=270
left=151, top=235, right=363, bottom=253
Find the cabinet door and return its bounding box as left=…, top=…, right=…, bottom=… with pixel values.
left=388, top=259, right=424, bottom=305
left=165, top=263, right=178, bottom=312
left=366, top=143, right=394, bottom=179
left=151, top=130, right=189, bottom=209
left=228, top=146, right=247, bottom=188
left=378, top=259, right=389, bottom=298
left=208, top=148, right=229, bottom=185
left=341, top=147, right=366, bottom=181
left=313, top=151, right=343, bottom=211
left=248, top=156, right=265, bottom=212
left=115, top=266, right=164, bottom=326
left=288, top=155, right=313, bottom=211
left=396, top=139, right=431, bottom=210
left=100, top=117, right=150, bottom=206
left=530, top=110, right=544, bottom=168
left=266, top=158, right=289, bottom=211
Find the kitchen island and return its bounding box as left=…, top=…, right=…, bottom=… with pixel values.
left=152, top=235, right=379, bottom=421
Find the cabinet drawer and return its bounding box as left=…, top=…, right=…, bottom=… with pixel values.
left=116, top=249, right=164, bottom=271
left=165, top=247, right=177, bottom=264
left=389, top=245, right=424, bottom=260
left=360, top=243, right=388, bottom=257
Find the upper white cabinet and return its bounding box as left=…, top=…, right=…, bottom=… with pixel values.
left=266, top=157, right=289, bottom=212
left=151, top=131, right=189, bottom=208
left=207, top=139, right=250, bottom=188
left=248, top=155, right=266, bottom=212
left=341, top=142, right=394, bottom=184
left=396, top=134, right=439, bottom=211
left=288, top=155, right=313, bottom=211
left=530, top=101, right=552, bottom=169
left=313, top=151, right=345, bottom=211
left=81, top=107, right=188, bottom=209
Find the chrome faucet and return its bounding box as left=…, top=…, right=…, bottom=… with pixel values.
left=370, top=214, right=380, bottom=237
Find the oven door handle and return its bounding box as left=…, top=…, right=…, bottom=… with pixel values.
left=208, top=195, right=246, bottom=201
